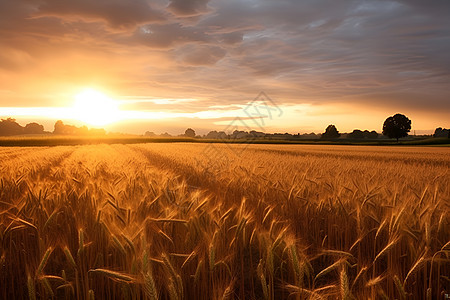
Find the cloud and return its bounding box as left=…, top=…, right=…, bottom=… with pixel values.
left=33, top=0, right=166, bottom=29
left=218, top=32, right=244, bottom=45
left=131, top=23, right=211, bottom=48
left=167, top=0, right=211, bottom=16
left=177, top=45, right=226, bottom=65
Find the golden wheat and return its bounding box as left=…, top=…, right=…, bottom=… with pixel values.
left=0, top=143, right=448, bottom=299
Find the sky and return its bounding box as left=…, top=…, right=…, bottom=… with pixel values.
left=0, top=0, right=449, bottom=135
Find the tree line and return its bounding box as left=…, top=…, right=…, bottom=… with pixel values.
left=149, top=113, right=448, bottom=142
left=1, top=113, right=449, bottom=141
left=0, top=118, right=45, bottom=136
left=321, top=113, right=414, bottom=142
left=0, top=119, right=105, bottom=136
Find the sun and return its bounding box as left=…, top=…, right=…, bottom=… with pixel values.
left=73, top=89, right=121, bottom=126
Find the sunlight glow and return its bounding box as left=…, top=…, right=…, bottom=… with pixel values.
left=73, top=89, right=121, bottom=126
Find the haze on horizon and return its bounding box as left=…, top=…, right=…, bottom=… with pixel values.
left=0, top=0, right=449, bottom=135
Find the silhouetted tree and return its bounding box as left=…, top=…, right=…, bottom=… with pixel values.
left=53, top=120, right=65, bottom=135
left=231, top=130, right=249, bottom=139
left=53, top=120, right=99, bottom=135
left=348, top=129, right=365, bottom=139
left=206, top=130, right=219, bottom=139
left=366, top=130, right=379, bottom=139
left=300, top=132, right=318, bottom=139
left=0, top=118, right=24, bottom=136
left=217, top=131, right=228, bottom=139
left=348, top=129, right=379, bottom=139
left=382, top=113, right=411, bottom=142
left=184, top=128, right=196, bottom=138
left=206, top=131, right=228, bottom=139
left=434, top=127, right=449, bottom=138
left=321, top=124, right=340, bottom=139
left=24, top=122, right=44, bottom=134
left=249, top=130, right=265, bottom=138
left=54, top=120, right=78, bottom=135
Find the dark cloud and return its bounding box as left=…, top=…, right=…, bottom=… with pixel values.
left=196, top=0, right=450, bottom=111
left=34, top=0, right=166, bottom=29
left=168, top=0, right=211, bottom=16
left=218, top=32, right=244, bottom=45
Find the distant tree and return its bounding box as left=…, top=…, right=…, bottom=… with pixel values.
left=53, top=120, right=77, bottom=135
left=24, top=122, right=44, bottom=134
left=53, top=120, right=65, bottom=135
left=300, top=132, right=318, bottom=139
left=249, top=130, right=265, bottom=138
left=184, top=128, right=196, bottom=138
left=208, top=130, right=230, bottom=139
left=434, top=127, right=442, bottom=137
left=231, top=130, right=249, bottom=139
left=218, top=131, right=228, bottom=139
left=366, top=130, right=379, bottom=139
left=348, top=129, right=378, bottom=139
left=348, top=129, right=365, bottom=139
left=206, top=130, right=219, bottom=139
left=382, top=113, right=411, bottom=142
left=144, top=131, right=156, bottom=137
left=53, top=120, right=95, bottom=135
left=321, top=124, right=340, bottom=139
left=433, top=127, right=449, bottom=138
left=0, top=118, right=24, bottom=136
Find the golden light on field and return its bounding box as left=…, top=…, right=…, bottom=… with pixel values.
left=72, top=89, right=121, bottom=126
left=0, top=143, right=449, bottom=298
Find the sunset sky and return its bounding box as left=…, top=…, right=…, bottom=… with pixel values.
left=0, top=0, right=449, bottom=135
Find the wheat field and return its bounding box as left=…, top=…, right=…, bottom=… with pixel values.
left=0, top=143, right=448, bottom=299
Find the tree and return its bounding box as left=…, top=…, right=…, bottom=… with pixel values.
left=53, top=120, right=92, bottom=135
left=348, top=129, right=365, bottom=139
left=231, top=130, right=249, bottom=139
left=24, top=122, right=44, bottom=134
left=53, top=120, right=65, bottom=135
left=321, top=124, right=340, bottom=139
left=348, top=129, right=379, bottom=139
left=382, top=113, right=411, bottom=142
left=434, top=127, right=449, bottom=138
left=184, top=128, right=196, bottom=138
left=206, top=130, right=219, bottom=139
left=366, top=130, right=379, bottom=139
left=0, top=118, right=24, bottom=136
left=144, top=131, right=156, bottom=137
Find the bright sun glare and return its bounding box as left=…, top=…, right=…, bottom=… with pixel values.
left=73, top=89, right=121, bottom=126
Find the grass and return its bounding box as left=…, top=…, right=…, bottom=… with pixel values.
left=0, top=143, right=448, bottom=299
